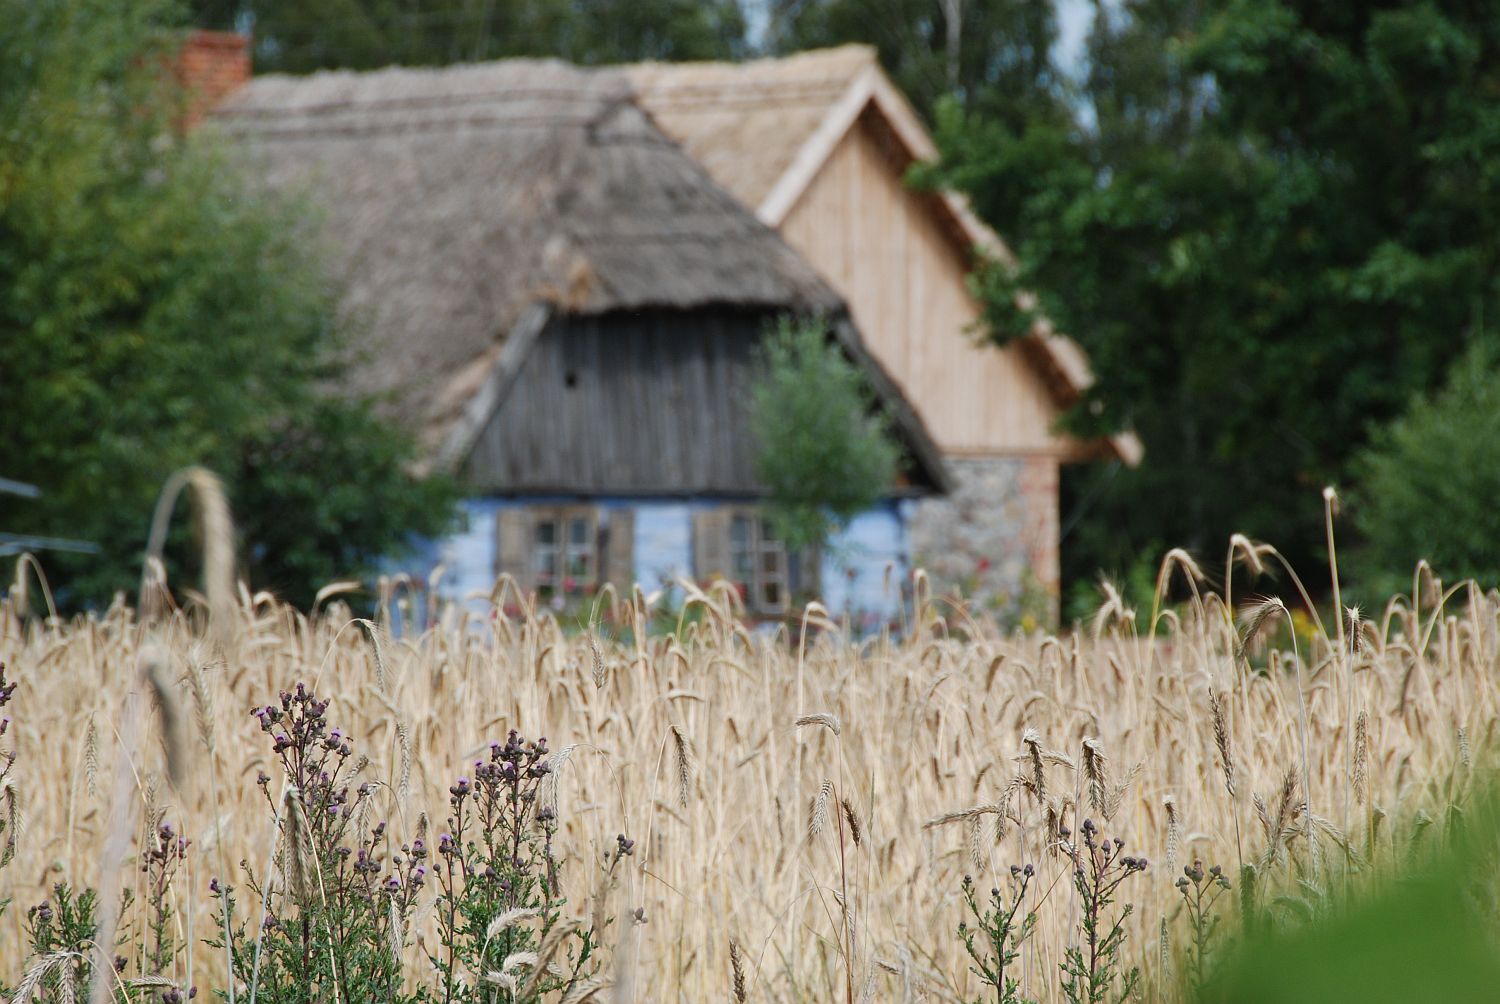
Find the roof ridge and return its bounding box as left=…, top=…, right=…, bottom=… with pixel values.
left=243, top=55, right=610, bottom=85
left=219, top=86, right=623, bottom=119
left=627, top=43, right=877, bottom=76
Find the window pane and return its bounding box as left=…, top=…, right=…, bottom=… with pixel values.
left=568, top=517, right=589, bottom=545
left=567, top=553, right=590, bottom=578
left=729, top=514, right=753, bottom=583
left=533, top=518, right=559, bottom=582
left=762, top=549, right=783, bottom=575
left=762, top=580, right=781, bottom=609
left=760, top=518, right=778, bottom=542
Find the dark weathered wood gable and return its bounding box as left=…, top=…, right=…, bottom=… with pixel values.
left=460, top=308, right=941, bottom=496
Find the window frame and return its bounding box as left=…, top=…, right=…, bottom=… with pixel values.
left=529, top=505, right=599, bottom=595
left=725, top=508, right=790, bottom=616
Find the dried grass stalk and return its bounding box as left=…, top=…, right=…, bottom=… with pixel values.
left=669, top=724, right=696, bottom=808
left=795, top=713, right=842, bottom=737
left=809, top=778, right=834, bottom=839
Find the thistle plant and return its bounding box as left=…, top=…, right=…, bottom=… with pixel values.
left=136, top=819, right=192, bottom=995
left=0, top=660, right=19, bottom=877
left=210, top=682, right=422, bottom=1004
left=17, top=885, right=102, bottom=1000
left=430, top=730, right=604, bottom=1003
left=1058, top=819, right=1146, bottom=1004
left=25, top=875, right=197, bottom=1003
left=1175, top=859, right=1231, bottom=993
left=957, top=866, right=1038, bottom=1004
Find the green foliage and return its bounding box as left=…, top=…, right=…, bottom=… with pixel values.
left=137, top=819, right=191, bottom=985
left=957, top=868, right=1037, bottom=1004
left=214, top=684, right=423, bottom=1003
left=923, top=0, right=1500, bottom=588
left=1351, top=344, right=1500, bottom=595
left=765, top=0, right=1063, bottom=122
left=231, top=398, right=456, bottom=604
left=21, top=884, right=101, bottom=997
left=1058, top=820, right=1145, bottom=1004
left=210, top=685, right=610, bottom=1003
left=948, top=825, right=1147, bottom=1004
left=1201, top=791, right=1500, bottom=1003
left=747, top=318, right=899, bottom=552
left=429, top=733, right=614, bottom=1002
left=1064, top=548, right=1159, bottom=629
left=191, top=0, right=747, bottom=72
left=1175, top=860, right=1232, bottom=996
left=0, top=0, right=456, bottom=608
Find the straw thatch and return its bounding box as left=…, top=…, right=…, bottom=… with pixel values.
left=214, top=59, right=843, bottom=449
left=628, top=45, right=877, bottom=213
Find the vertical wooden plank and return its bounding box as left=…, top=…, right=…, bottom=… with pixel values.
left=549, top=320, right=576, bottom=489
left=681, top=318, right=708, bottom=490
left=722, top=315, right=753, bottom=491
left=775, top=118, right=1081, bottom=459
left=574, top=320, right=602, bottom=489
left=468, top=309, right=884, bottom=496
left=660, top=316, right=681, bottom=491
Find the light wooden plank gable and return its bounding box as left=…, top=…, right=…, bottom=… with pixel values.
left=632, top=48, right=1141, bottom=466
left=779, top=113, right=1080, bottom=457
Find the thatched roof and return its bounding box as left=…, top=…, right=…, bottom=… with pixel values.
left=628, top=45, right=877, bottom=215
left=213, top=59, right=844, bottom=450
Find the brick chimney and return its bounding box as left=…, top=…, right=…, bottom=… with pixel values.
left=175, top=30, right=250, bottom=128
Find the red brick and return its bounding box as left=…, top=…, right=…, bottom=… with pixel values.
left=173, top=30, right=250, bottom=129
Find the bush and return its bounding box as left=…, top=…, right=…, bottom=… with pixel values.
left=1351, top=343, right=1500, bottom=596
left=747, top=318, right=899, bottom=552
left=0, top=0, right=456, bottom=608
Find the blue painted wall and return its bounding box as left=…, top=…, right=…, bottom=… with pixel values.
left=821, top=501, right=913, bottom=630
left=390, top=496, right=915, bottom=628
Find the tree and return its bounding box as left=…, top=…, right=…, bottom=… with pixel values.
left=1351, top=345, right=1500, bottom=596
left=748, top=318, right=899, bottom=552
left=766, top=0, right=1064, bottom=121
left=923, top=0, right=1500, bottom=587
left=0, top=0, right=456, bottom=608
left=189, top=0, right=747, bottom=74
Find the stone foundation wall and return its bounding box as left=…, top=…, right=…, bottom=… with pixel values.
left=908, top=455, right=1060, bottom=626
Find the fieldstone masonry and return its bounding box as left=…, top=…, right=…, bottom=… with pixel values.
left=908, top=455, right=1061, bottom=626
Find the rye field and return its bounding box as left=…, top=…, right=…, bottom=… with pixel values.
left=0, top=532, right=1494, bottom=1002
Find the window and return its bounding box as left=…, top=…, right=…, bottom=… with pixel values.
left=694, top=508, right=800, bottom=616
left=499, top=506, right=633, bottom=599
left=728, top=513, right=787, bottom=614
left=514, top=507, right=598, bottom=595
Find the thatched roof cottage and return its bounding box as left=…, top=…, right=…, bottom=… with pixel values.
left=195, top=34, right=1137, bottom=623
left=629, top=46, right=1140, bottom=619
left=211, top=54, right=948, bottom=620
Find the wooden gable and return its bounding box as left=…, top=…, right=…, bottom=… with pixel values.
left=778, top=109, right=1080, bottom=458
left=458, top=307, right=948, bottom=497
left=632, top=48, right=1142, bottom=467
